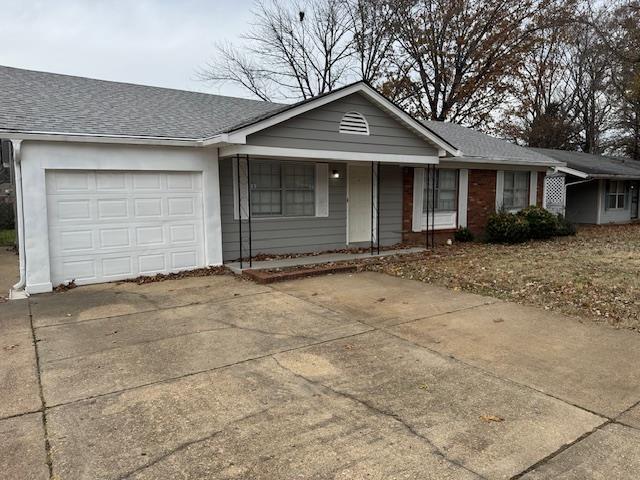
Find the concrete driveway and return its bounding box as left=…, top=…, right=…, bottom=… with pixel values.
left=2, top=272, right=640, bottom=479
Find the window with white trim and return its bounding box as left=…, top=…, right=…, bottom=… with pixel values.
left=339, top=111, right=370, bottom=135
left=503, top=171, right=530, bottom=210
left=250, top=161, right=315, bottom=217
left=423, top=169, right=458, bottom=212
left=606, top=180, right=625, bottom=209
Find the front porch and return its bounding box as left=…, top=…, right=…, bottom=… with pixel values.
left=218, top=152, right=442, bottom=268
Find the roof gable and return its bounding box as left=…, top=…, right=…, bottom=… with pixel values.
left=219, top=83, right=461, bottom=156
left=243, top=92, right=442, bottom=156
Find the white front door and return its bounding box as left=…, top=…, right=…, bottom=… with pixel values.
left=46, top=170, right=205, bottom=286
left=347, top=164, right=372, bottom=243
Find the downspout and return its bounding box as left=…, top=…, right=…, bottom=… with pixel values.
left=10, top=139, right=28, bottom=299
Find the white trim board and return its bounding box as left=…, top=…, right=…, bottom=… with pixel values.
left=219, top=145, right=439, bottom=165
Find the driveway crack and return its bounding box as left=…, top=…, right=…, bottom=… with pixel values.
left=115, top=407, right=270, bottom=480
left=270, top=356, right=488, bottom=480
left=26, top=299, right=54, bottom=480
left=509, top=419, right=613, bottom=479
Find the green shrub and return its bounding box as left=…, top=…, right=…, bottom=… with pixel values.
left=485, top=211, right=530, bottom=244
left=517, top=206, right=558, bottom=239
left=555, top=215, right=577, bottom=236
left=454, top=227, right=474, bottom=242
left=0, top=229, right=15, bottom=247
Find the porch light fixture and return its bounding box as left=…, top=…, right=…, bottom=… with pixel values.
left=331, top=170, right=340, bottom=179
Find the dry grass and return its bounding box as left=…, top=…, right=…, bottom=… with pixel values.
left=367, top=224, right=640, bottom=331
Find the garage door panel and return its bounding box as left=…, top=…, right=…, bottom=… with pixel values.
left=167, top=197, right=195, bottom=216
left=99, top=228, right=131, bottom=249
left=167, top=172, right=197, bottom=190
left=134, top=198, right=163, bottom=217
left=97, top=199, right=129, bottom=219
left=96, top=172, right=127, bottom=191
left=136, top=225, right=164, bottom=246
left=171, top=250, right=199, bottom=270
left=139, top=254, right=166, bottom=274
left=47, top=171, right=205, bottom=286
left=47, top=171, right=92, bottom=192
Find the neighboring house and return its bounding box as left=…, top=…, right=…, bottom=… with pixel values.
left=534, top=149, right=640, bottom=225
left=0, top=66, right=561, bottom=294
left=0, top=139, right=15, bottom=230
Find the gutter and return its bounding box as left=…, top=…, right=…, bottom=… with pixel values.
left=9, top=139, right=28, bottom=299
left=565, top=178, right=594, bottom=188
left=0, top=130, right=203, bottom=147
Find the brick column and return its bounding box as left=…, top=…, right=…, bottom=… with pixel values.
left=537, top=171, right=545, bottom=207
left=402, top=167, right=414, bottom=242
left=467, top=169, right=497, bottom=237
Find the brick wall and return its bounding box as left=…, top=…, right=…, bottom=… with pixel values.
left=401, top=167, right=414, bottom=241
left=537, top=171, right=545, bottom=207
left=467, top=169, right=497, bottom=236
left=402, top=167, right=500, bottom=242
left=402, top=168, right=547, bottom=243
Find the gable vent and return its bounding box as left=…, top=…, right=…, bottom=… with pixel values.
left=339, top=111, right=370, bottom=135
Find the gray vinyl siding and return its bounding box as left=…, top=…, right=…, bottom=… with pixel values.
left=219, top=158, right=403, bottom=261
left=599, top=179, right=633, bottom=224
left=566, top=181, right=599, bottom=224
left=246, top=93, right=439, bottom=157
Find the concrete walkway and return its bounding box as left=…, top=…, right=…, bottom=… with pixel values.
left=226, top=246, right=425, bottom=272
left=2, top=272, right=640, bottom=479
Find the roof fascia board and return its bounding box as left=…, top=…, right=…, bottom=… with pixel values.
left=0, top=130, right=202, bottom=147
left=590, top=173, right=640, bottom=180
left=554, top=165, right=590, bottom=178
left=219, top=145, right=439, bottom=165
left=216, top=83, right=462, bottom=157
left=443, top=156, right=563, bottom=168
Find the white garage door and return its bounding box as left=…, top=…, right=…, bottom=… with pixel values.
left=46, top=170, right=205, bottom=286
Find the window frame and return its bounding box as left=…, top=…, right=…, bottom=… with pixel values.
left=606, top=180, right=626, bottom=210
left=249, top=160, right=316, bottom=218
left=423, top=168, right=459, bottom=213
left=502, top=171, right=530, bottom=210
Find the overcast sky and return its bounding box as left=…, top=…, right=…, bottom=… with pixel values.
left=0, top=0, right=256, bottom=98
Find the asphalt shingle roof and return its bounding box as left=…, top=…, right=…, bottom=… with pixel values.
left=0, top=65, right=286, bottom=139
left=0, top=66, right=563, bottom=168
left=531, top=148, right=640, bottom=179
left=424, top=121, right=560, bottom=166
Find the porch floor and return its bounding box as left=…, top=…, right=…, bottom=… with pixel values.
left=226, top=247, right=425, bottom=273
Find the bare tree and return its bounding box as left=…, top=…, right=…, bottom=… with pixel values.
left=202, top=0, right=353, bottom=101
left=342, top=0, right=396, bottom=83
left=603, top=0, right=640, bottom=159
left=568, top=23, right=612, bottom=154
left=499, top=23, right=578, bottom=147
left=382, top=0, right=570, bottom=127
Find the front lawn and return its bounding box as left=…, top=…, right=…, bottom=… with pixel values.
left=369, top=224, right=640, bottom=331
left=0, top=229, right=15, bottom=247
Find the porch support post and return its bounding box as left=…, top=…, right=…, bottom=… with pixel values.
left=370, top=161, right=374, bottom=255
left=425, top=165, right=430, bottom=248
left=431, top=165, right=436, bottom=249
left=246, top=154, right=252, bottom=268
left=236, top=154, right=243, bottom=269
left=377, top=161, right=381, bottom=255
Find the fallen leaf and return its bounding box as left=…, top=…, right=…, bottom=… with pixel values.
left=480, top=415, right=504, bottom=423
